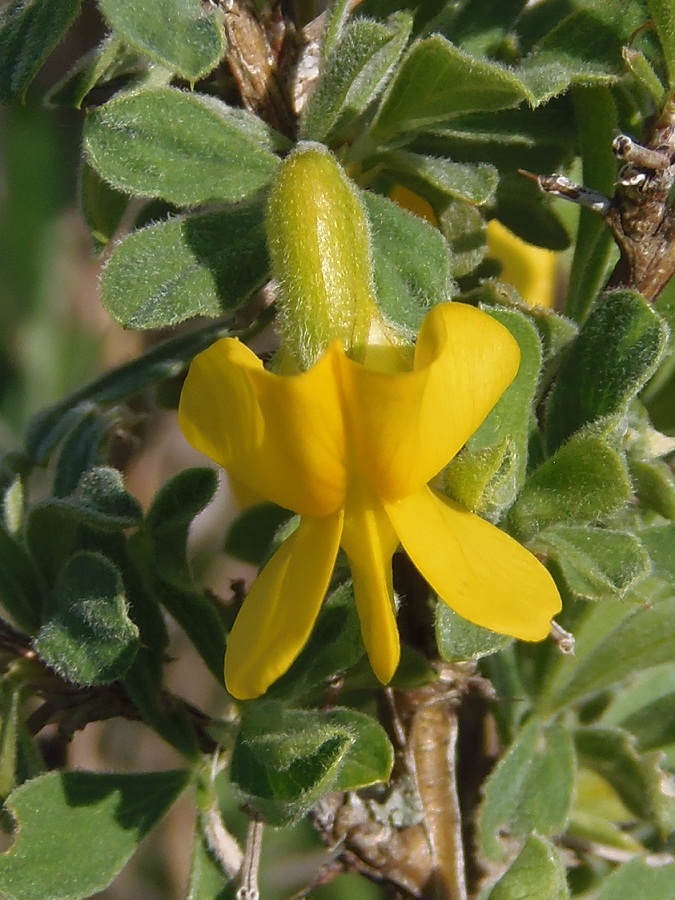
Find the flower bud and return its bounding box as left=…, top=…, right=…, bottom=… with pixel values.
left=266, top=142, right=378, bottom=369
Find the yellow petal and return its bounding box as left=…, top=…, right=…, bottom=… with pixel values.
left=385, top=486, right=561, bottom=641
left=225, top=512, right=344, bottom=699
left=339, top=303, right=520, bottom=500
left=179, top=337, right=346, bottom=517
left=341, top=480, right=401, bottom=683
left=486, top=220, right=557, bottom=308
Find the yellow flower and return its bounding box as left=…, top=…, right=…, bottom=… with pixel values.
left=179, top=302, right=561, bottom=700
left=486, top=220, right=557, bottom=308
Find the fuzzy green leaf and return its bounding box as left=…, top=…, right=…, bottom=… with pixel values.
left=379, top=150, right=498, bottom=205
left=486, top=835, right=569, bottom=900
left=545, top=291, right=668, bottom=453
left=230, top=702, right=355, bottom=826
left=631, top=458, right=675, bottom=520
left=472, top=307, right=541, bottom=489
left=436, top=603, right=512, bottom=662
left=52, top=410, right=109, bottom=499
left=101, top=201, right=270, bottom=329
left=565, top=86, right=618, bottom=323
left=508, top=429, right=632, bottom=540
left=545, top=595, right=675, bottom=712
left=363, top=190, right=453, bottom=329
left=84, top=88, right=279, bottom=206
left=0, top=524, right=44, bottom=632
left=521, top=0, right=652, bottom=84
left=46, top=34, right=143, bottom=109
left=641, top=523, right=675, bottom=584
left=0, top=0, right=81, bottom=101
left=645, top=0, right=675, bottom=87
left=79, top=161, right=129, bottom=254
left=323, top=708, right=394, bottom=790
left=135, top=469, right=225, bottom=682
left=575, top=727, right=675, bottom=832
left=595, top=856, right=675, bottom=900
left=370, top=35, right=535, bottom=142
left=32, top=467, right=142, bottom=533
left=444, top=438, right=518, bottom=517
left=479, top=718, right=575, bottom=861
left=536, top=526, right=651, bottom=602
left=224, top=503, right=293, bottom=566
left=98, top=0, right=224, bottom=80
left=301, top=12, right=411, bottom=142
left=0, top=683, right=21, bottom=799
left=0, top=769, right=189, bottom=900
left=34, top=551, right=139, bottom=686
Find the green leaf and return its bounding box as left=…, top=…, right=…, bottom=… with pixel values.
left=320, top=0, right=354, bottom=64
left=565, top=85, right=618, bottom=323
left=641, top=523, right=675, bottom=584
left=46, top=33, right=144, bottom=109
left=0, top=683, right=21, bottom=799
left=645, top=0, right=675, bottom=88
left=34, top=551, right=139, bottom=686
left=631, top=458, right=675, bottom=520
left=437, top=198, right=486, bottom=277
left=0, top=0, right=82, bottom=101
left=545, top=291, right=669, bottom=453
left=34, top=467, right=143, bottom=532
left=478, top=718, right=575, bottom=861
left=300, top=12, right=412, bottom=142
left=135, top=469, right=226, bottom=682
left=79, top=161, right=129, bottom=254
left=521, top=0, right=652, bottom=83
left=84, top=88, right=279, bottom=206
left=0, top=524, right=44, bottom=632
left=575, top=727, right=675, bottom=832
left=224, top=503, right=293, bottom=565
left=622, top=46, right=666, bottom=105
left=101, top=200, right=270, bottom=328
left=508, top=428, right=632, bottom=540
left=52, top=409, right=109, bottom=499
left=545, top=595, right=675, bottom=712
left=0, top=769, right=189, bottom=900
left=323, top=708, right=394, bottom=790
left=427, top=99, right=577, bottom=177
left=595, top=856, right=675, bottom=900
left=444, top=438, right=518, bottom=517
left=230, top=702, right=355, bottom=826
left=486, top=835, right=569, bottom=900
left=436, top=603, right=512, bottom=662
left=3, top=475, right=24, bottom=536
left=379, top=150, right=498, bottom=205
left=362, top=190, right=453, bottom=329
left=472, top=307, right=542, bottom=490
left=439, top=0, right=528, bottom=58
left=25, top=319, right=238, bottom=464
left=98, top=0, right=224, bottom=81
left=535, top=526, right=651, bottom=602
left=370, top=35, right=541, bottom=143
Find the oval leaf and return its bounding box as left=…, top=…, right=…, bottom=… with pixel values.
left=98, top=0, right=224, bottom=80
left=84, top=88, right=279, bottom=206
left=34, top=551, right=140, bottom=686
left=0, top=770, right=189, bottom=900
left=101, top=201, right=270, bottom=328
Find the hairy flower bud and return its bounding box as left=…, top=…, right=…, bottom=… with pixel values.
left=266, top=142, right=379, bottom=369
